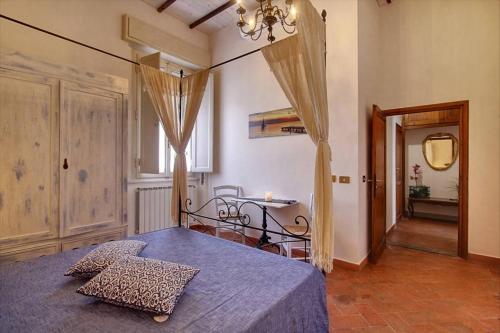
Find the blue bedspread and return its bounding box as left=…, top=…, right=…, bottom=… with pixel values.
left=0, top=228, right=328, bottom=333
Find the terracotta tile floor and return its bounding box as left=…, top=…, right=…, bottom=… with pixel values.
left=189, top=224, right=286, bottom=255
left=326, top=246, right=500, bottom=332
left=387, top=218, right=458, bottom=256
left=189, top=224, right=499, bottom=332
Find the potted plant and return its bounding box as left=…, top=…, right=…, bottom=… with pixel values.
left=409, top=164, right=430, bottom=198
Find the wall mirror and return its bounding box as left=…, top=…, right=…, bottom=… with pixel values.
left=422, top=133, right=458, bottom=170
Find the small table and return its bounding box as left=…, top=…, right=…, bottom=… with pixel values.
left=408, top=197, right=459, bottom=218
left=234, top=198, right=298, bottom=249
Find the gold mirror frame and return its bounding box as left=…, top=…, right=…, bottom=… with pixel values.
left=422, top=132, right=459, bottom=171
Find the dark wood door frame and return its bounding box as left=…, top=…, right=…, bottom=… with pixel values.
left=382, top=100, right=469, bottom=258
left=395, top=123, right=404, bottom=222
left=370, top=105, right=387, bottom=263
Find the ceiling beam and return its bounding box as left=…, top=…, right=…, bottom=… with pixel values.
left=157, top=0, right=176, bottom=13
left=189, top=0, right=237, bottom=30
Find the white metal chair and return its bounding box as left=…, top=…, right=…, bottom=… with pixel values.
left=213, top=185, right=246, bottom=242
left=280, top=193, right=312, bottom=260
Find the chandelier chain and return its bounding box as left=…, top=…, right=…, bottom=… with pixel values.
left=236, top=0, right=296, bottom=43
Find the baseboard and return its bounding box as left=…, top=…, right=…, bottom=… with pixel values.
left=467, top=252, right=500, bottom=265
left=386, top=222, right=397, bottom=233
left=405, top=211, right=458, bottom=222
left=190, top=224, right=374, bottom=271
left=333, top=255, right=368, bottom=271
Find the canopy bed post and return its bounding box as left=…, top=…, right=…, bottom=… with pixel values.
left=260, top=0, right=333, bottom=272
left=322, top=9, right=327, bottom=65
left=140, top=65, right=209, bottom=228
left=178, top=69, right=184, bottom=228
left=256, top=206, right=269, bottom=248
left=2, top=4, right=331, bottom=269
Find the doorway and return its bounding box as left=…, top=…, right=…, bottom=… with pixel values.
left=370, top=101, right=469, bottom=263
left=395, top=123, right=403, bottom=223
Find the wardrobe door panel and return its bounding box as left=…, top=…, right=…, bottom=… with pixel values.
left=0, top=69, right=59, bottom=245
left=60, top=81, right=123, bottom=236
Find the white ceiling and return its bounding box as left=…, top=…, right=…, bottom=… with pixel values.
left=142, top=0, right=258, bottom=35
left=143, top=1, right=388, bottom=35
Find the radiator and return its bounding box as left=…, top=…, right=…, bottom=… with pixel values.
left=136, top=185, right=195, bottom=234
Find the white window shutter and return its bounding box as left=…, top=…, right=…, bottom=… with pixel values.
left=191, top=73, right=214, bottom=173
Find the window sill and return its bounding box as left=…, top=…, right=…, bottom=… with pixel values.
left=128, top=176, right=200, bottom=185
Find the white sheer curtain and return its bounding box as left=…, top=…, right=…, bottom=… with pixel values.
left=140, top=64, right=209, bottom=224
left=261, top=0, right=333, bottom=272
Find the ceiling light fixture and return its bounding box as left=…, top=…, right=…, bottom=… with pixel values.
left=236, top=0, right=296, bottom=43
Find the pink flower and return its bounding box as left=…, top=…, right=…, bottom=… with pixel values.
left=412, top=164, right=422, bottom=174
left=411, top=164, right=422, bottom=186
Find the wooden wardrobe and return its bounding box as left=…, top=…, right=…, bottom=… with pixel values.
left=0, top=52, right=128, bottom=264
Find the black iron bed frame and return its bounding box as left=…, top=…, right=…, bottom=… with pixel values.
left=178, top=197, right=311, bottom=262
left=1, top=8, right=328, bottom=265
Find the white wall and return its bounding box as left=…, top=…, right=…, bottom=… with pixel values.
left=377, top=0, right=500, bottom=258
left=354, top=0, right=499, bottom=259
left=3, top=0, right=496, bottom=260
left=405, top=126, right=459, bottom=218
left=0, top=0, right=209, bottom=235
left=358, top=0, right=382, bottom=263
left=208, top=0, right=363, bottom=264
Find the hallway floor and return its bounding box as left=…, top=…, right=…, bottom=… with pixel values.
left=387, top=217, right=458, bottom=256
left=188, top=224, right=498, bottom=332
left=327, top=246, right=499, bottom=332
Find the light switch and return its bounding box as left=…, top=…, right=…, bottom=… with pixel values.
left=332, top=175, right=336, bottom=182
left=339, top=176, right=350, bottom=184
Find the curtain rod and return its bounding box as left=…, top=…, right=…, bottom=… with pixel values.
left=0, top=13, right=263, bottom=71
left=1, top=12, right=327, bottom=71
left=0, top=14, right=140, bottom=66
left=209, top=47, right=261, bottom=70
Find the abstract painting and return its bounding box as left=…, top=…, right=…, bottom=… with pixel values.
left=249, top=107, right=306, bottom=139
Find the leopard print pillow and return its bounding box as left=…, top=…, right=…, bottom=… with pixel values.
left=65, top=240, right=147, bottom=278
left=77, top=256, right=199, bottom=318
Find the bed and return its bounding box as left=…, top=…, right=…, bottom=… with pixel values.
left=0, top=227, right=328, bottom=333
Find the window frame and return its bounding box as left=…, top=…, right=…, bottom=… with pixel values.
left=135, top=68, right=170, bottom=179
left=135, top=58, right=197, bottom=179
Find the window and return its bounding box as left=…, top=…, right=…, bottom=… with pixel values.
left=136, top=56, right=213, bottom=179
left=169, top=144, right=192, bottom=173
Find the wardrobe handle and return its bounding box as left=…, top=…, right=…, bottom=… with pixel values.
left=63, top=158, right=69, bottom=170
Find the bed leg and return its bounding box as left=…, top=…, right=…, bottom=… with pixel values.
left=178, top=193, right=182, bottom=228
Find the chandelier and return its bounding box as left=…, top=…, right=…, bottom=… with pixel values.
left=236, top=0, right=297, bottom=43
